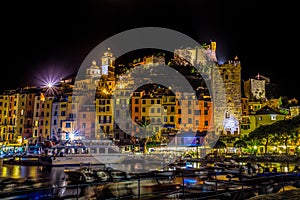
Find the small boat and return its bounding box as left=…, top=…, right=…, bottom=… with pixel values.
left=185, top=183, right=215, bottom=193
left=152, top=169, right=176, bottom=177
left=99, top=176, right=180, bottom=199
left=106, top=167, right=129, bottom=180
left=64, top=167, right=96, bottom=183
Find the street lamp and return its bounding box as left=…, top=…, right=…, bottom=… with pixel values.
left=196, top=137, right=200, bottom=159
left=253, top=145, right=258, bottom=156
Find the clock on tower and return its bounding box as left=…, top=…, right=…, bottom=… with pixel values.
left=102, top=65, right=108, bottom=75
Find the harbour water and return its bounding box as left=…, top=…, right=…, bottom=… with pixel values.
left=0, top=158, right=299, bottom=200
left=0, top=159, right=182, bottom=199
left=0, top=160, right=64, bottom=181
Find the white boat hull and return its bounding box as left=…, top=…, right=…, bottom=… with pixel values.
left=43, top=153, right=129, bottom=166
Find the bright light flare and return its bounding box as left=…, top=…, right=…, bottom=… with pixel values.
left=69, top=132, right=75, bottom=141
left=42, top=78, right=59, bottom=96
left=46, top=82, right=54, bottom=88
left=35, top=67, right=66, bottom=96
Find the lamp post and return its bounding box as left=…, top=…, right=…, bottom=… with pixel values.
left=196, top=137, right=200, bottom=159
left=253, top=145, right=258, bottom=156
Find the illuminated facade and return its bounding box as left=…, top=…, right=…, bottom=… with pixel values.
left=174, top=41, right=217, bottom=66
left=95, top=96, right=114, bottom=139
left=101, top=48, right=115, bottom=78
left=240, top=106, right=286, bottom=137
left=32, top=95, right=53, bottom=142
left=0, top=92, right=28, bottom=145
left=212, top=57, right=242, bottom=136
left=77, top=103, right=95, bottom=140
left=0, top=93, right=15, bottom=141
left=112, top=87, right=131, bottom=143
left=175, top=92, right=213, bottom=133
left=23, top=91, right=37, bottom=141
left=51, top=97, right=68, bottom=141
left=244, top=76, right=266, bottom=100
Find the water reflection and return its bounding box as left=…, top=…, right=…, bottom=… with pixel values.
left=0, top=159, right=65, bottom=182
left=12, top=165, right=21, bottom=179
left=0, top=158, right=299, bottom=199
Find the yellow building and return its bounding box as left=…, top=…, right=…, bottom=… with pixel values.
left=240, top=105, right=286, bottom=137
left=32, top=94, right=53, bottom=142
left=95, top=96, right=114, bottom=139
left=0, top=93, right=15, bottom=142
left=51, top=96, right=68, bottom=141
left=114, top=87, right=132, bottom=143
left=141, top=95, right=163, bottom=138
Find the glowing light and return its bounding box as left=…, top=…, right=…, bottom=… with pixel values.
left=42, top=79, right=59, bottom=96
left=253, top=145, right=257, bottom=150
left=69, top=132, right=75, bottom=140
left=35, top=67, right=69, bottom=97
left=46, top=82, right=54, bottom=88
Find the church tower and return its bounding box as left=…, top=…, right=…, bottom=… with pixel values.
left=101, top=48, right=115, bottom=78
left=86, top=60, right=101, bottom=79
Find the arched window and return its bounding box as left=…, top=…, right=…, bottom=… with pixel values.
left=225, top=111, right=230, bottom=118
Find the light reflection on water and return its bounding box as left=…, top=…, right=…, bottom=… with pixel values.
left=0, top=159, right=65, bottom=182
left=1, top=158, right=297, bottom=180
left=0, top=158, right=299, bottom=199
left=12, top=165, right=21, bottom=179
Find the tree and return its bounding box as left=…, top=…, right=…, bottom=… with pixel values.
left=213, top=140, right=226, bottom=157
left=248, top=124, right=273, bottom=154
left=243, top=135, right=260, bottom=154
left=274, top=116, right=300, bottom=154
left=135, top=119, right=154, bottom=154
left=234, top=139, right=247, bottom=155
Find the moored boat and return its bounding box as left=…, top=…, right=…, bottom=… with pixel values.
left=39, top=139, right=132, bottom=167
left=64, top=166, right=111, bottom=183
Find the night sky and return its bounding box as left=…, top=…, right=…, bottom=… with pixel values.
left=2, top=0, right=298, bottom=99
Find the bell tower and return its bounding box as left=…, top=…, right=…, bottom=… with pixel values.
left=101, top=48, right=115, bottom=78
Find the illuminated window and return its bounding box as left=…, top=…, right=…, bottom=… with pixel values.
left=258, top=116, right=262, bottom=120
left=271, top=115, right=276, bottom=120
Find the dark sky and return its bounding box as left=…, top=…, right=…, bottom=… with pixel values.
left=2, top=0, right=298, bottom=99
